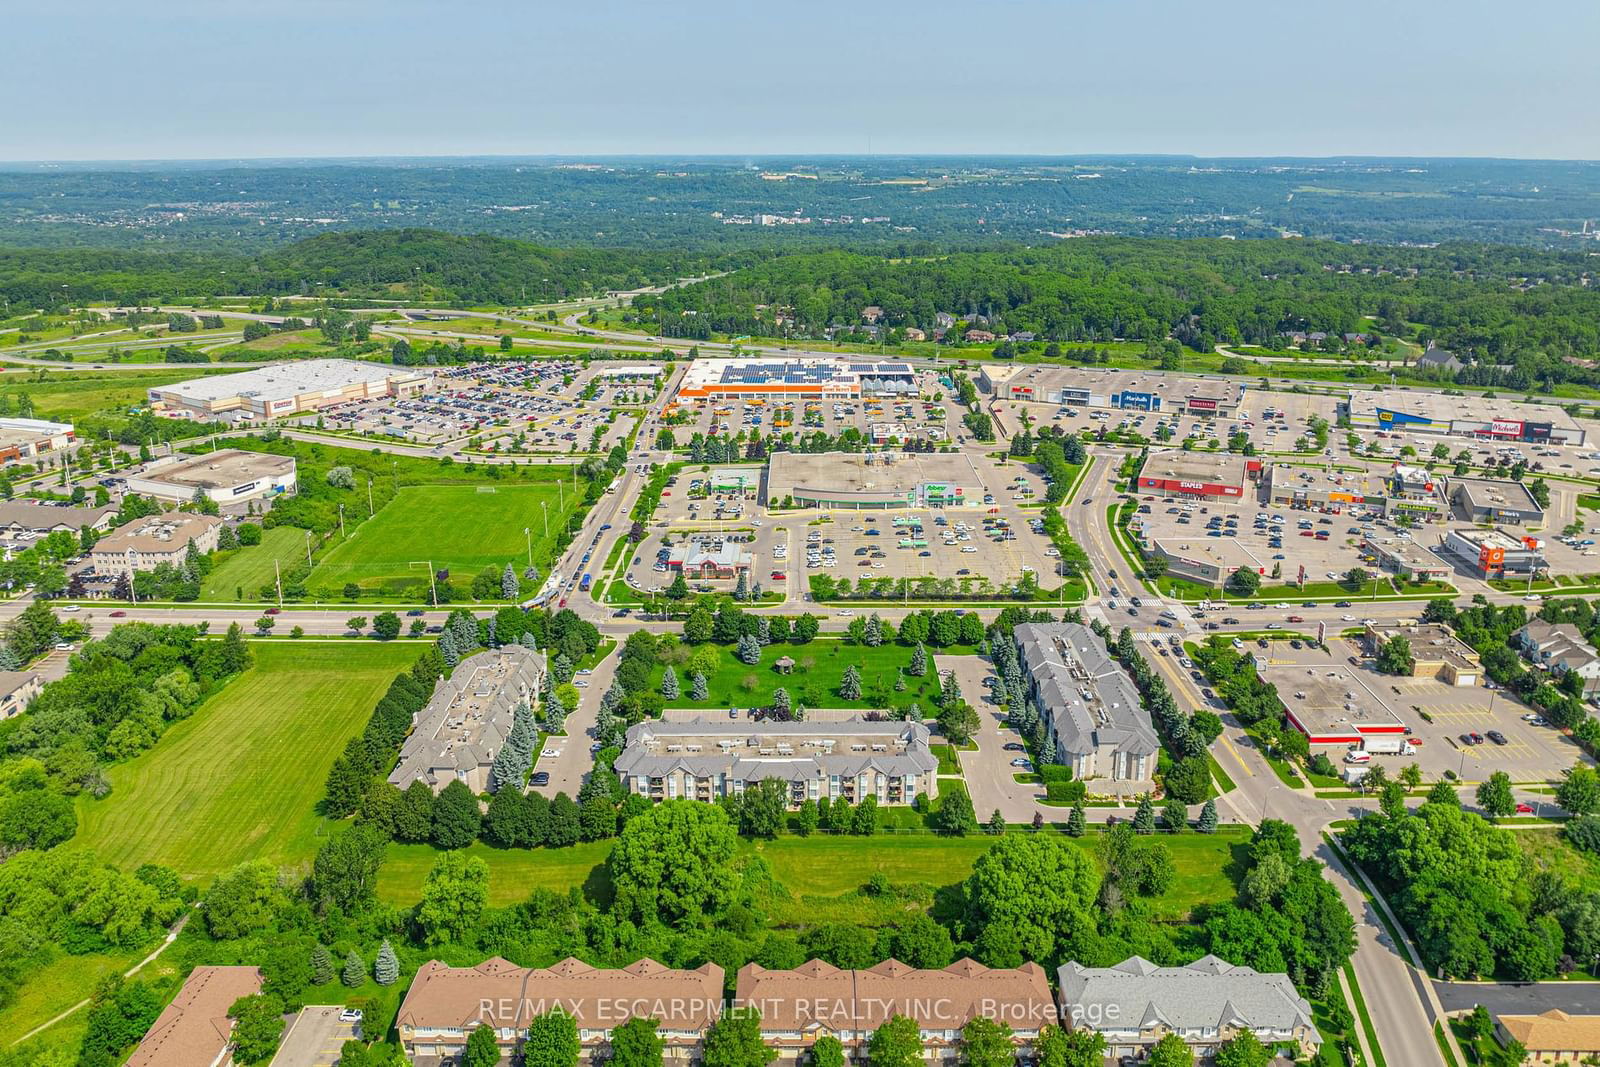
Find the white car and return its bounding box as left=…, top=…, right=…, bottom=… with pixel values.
left=837, top=610, right=855, bottom=617
left=1341, top=614, right=1355, bottom=622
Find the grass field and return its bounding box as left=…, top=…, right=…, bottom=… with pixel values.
left=200, top=525, right=310, bottom=601
left=0, top=367, right=242, bottom=422
left=649, top=638, right=971, bottom=711
left=71, top=642, right=420, bottom=881
left=311, top=483, right=564, bottom=596
left=379, top=827, right=1246, bottom=917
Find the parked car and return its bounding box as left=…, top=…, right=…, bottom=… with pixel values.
left=1487, top=730, right=1508, bottom=745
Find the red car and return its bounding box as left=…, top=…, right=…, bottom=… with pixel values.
left=265, top=607, right=281, bottom=615
left=109, top=610, right=126, bottom=617
left=770, top=571, right=786, bottom=581
left=1515, top=803, right=1535, bottom=814
left=1287, top=615, right=1305, bottom=623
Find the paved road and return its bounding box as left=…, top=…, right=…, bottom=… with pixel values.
left=1434, top=980, right=1600, bottom=1016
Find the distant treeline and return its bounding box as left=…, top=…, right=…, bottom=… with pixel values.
left=637, top=239, right=1600, bottom=366
left=0, top=229, right=750, bottom=309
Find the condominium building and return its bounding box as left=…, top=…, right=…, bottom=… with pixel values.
left=87, top=512, right=224, bottom=576
left=1015, top=622, right=1158, bottom=784
left=126, top=966, right=263, bottom=1067
left=735, top=958, right=1056, bottom=1062
left=1058, top=956, right=1319, bottom=1062
left=396, top=957, right=724, bottom=1065
left=387, top=645, right=545, bottom=794
left=613, top=717, right=939, bottom=807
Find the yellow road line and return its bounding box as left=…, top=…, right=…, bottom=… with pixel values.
left=1218, top=732, right=1255, bottom=778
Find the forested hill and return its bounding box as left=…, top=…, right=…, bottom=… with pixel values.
left=0, top=229, right=746, bottom=308
left=635, top=239, right=1600, bottom=360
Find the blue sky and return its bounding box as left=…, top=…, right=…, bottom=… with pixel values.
left=4, top=0, right=1598, bottom=161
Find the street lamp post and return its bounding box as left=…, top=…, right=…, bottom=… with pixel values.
left=524, top=526, right=533, bottom=567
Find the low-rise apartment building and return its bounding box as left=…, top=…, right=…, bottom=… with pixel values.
left=126, top=965, right=262, bottom=1067
left=0, top=671, right=42, bottom=719
left=613, top=717, right=939, bottom=807
left=1496, top=1008, right=1600, bottom=1065
left=87, top=512, right=224, bottom=577
left=1515, top=620, right=1600, bottom=697
left=735, top=958, right=1055, bottom=1062
left=1015, top=622, right=1158, bottom=784
left=387, top=645, right=545, bottom=794
left=1057, top=956, right=1319, bottom=1062
left=396, top=957, right=724, bottom=1065
left=0, top=499, right=116, bottom=537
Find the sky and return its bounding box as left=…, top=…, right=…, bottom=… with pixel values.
left=4, top=0, right=1599, bottom=162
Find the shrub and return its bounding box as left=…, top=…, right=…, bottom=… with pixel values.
left=1045, top=780, right=1086, bottom=804
left=1037, top=763, right=1073, bottom=784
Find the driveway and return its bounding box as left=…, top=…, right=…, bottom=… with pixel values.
left=531, top=642, right=619, bottom=799
left=270, top=1006, right=359, bottom=1067
left=937, top=654, right=1047, bottom=823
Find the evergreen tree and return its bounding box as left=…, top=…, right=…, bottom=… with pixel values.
left=438, top=629, right=460, bottom=668
left=662, top=666, right=681, bottom=699
left=341, top=949, right=366, bottom=987
left=734, top=572, right=749, bottom=601
left=772, top=687, right=791, bottom=720
left=737, top=634, right=762, bottom=665
left=1197, top=799, right=1218, bottom=834
left=1066, top=802, right=1086, bottom=837
left=520, top=631, right=538, bottom=650
left=310, top=945, right=334, bottom=985
left=501, top=562, right=519, bottom=599
left=1133, top=794, right=1156, bottom=834
left=864, top=614, right=883, bottom=647
left=909, top=643, right=928, bottom=676
left=691, top=672, right=709, bottom=700
left=757, top=616, right=772, bottom=645
left=839, top=665, right=862, bottom=701
left=1163, top=797, right=1188, bottom=833
left=374, top=940, right=399, bottom=986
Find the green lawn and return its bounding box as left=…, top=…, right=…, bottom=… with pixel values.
left=70, top=642, right=420, bottom=881
left=1512, top=826, right=1600, bottom=889
left=652, top=639, right=970, bottom=712
left=200, top=525, right=309, bottom=601
left=311, top=483, right=566, bottom=597
left=379, top=827, right=1246, bottom=919
left=0, top=367, right=244, bottom=422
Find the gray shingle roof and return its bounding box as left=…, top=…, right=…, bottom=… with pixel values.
left=1058, top=956, right=1317, bottom=1040
left=1015, top=623, right=1158, bottom=758
left=614, top=717, right=937, bottom=782
left=388, top=645, right=544, bottom=791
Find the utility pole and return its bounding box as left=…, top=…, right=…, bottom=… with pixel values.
left=274, top=558, right=283, bottom=608
left=305, top=530, right=312, bottom=565
left=428, top=560, right=438, bottom=608
left=338, top=503, right=345, bottom=539
left=525, top=526, right=532, bottom=567
left=541, top=500, right=548, bottom=538
left=367, top=477, right=374, bottom=517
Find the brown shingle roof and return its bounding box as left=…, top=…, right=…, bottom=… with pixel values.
left=1499, top=1008, right=1600, bottom=1051
left=735, top=958, right=1055, bottom=1034
left=396, top=957, right=725, bottom=1033
left=126, top=965, right=262, bottom=1067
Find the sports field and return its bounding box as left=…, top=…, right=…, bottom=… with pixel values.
left=71, top=642, right=419, bottom=881
left=310, top=483, right=565, bottom=596
left=200, top=525, right=308, bottom=601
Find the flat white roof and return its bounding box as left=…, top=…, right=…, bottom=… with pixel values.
left=154, top=359, right=421, bottom=404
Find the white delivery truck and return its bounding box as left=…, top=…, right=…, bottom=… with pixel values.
left=1359, top=735, right=1418, bottom=757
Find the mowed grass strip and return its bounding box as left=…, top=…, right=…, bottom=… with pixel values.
left=200, top=525, right=309, bottom=601
left=650, top=639, right=968, bottom=711
left=378, top=827, right=1246, bottom=917
left=311, top=483, right=565, bottom=592
left=71, top=642, right=420, bottom=881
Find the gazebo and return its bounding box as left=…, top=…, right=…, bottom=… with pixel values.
left=773, top=655, right=796, bottom=674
